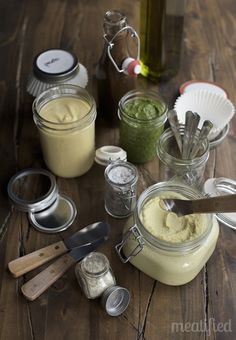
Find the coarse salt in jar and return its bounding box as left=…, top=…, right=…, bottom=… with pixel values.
left=116, top=181, right=219, bottom=286
left=75, top=252, right=116, bottom=299
left=104, top=160, right=138, bottom=218
left=33, top=84, right=96, bottom=178
left=75, top=251, right=131, bottom=316
left=118, top=89, right=167, bottom=163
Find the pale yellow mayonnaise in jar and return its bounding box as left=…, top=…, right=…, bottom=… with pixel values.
left=33, top=86, right=96, bottom=178
left=139, top=191, right=208, bottom=243
left=121, top=184, right=219, bottom=286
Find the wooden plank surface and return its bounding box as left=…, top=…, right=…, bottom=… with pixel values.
left=0, top=0, right=236, bottom=339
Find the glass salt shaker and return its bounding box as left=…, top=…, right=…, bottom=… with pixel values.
left=75, top=252, right=116, bottom=299
left=104, top=160, right=138, bottom=218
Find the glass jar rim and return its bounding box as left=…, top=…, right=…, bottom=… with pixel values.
left=134, top=181, right=213, bottom=253
left=104, top=161, right=138, bottom=187
left=32, top=84, right=96, bottom=131
left=157, top=126, right=209, bottom=167
left=81, top=252, right=110, bottom=277
left=118, top=89, right=168, bottom=126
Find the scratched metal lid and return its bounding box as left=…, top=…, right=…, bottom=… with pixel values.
left=101, top=285, right=130, bottom=316
left=7, top=168, right=77, bottom=233
left=27, top=49, right=88, bottom=97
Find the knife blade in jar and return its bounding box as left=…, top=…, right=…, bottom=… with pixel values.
left=21, top=237, right=106, bottom=301
left=8, top=221, right=110, bottom=278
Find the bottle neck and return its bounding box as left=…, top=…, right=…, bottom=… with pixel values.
left=103, top=10, right=127, bottom=39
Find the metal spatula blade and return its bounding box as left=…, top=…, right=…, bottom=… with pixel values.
left=162, top=194, right=236, bottom=217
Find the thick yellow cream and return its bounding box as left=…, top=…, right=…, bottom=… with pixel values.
left=122, top=190, right=219, bottom=285
left=39, top=97, right=90, bottom=123
left=140, top=192, right=207, bottom=243
left=38, top=96, right=95, bottom=178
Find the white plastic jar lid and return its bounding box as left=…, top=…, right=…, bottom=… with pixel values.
left=95, top=145, right=127, bottom=166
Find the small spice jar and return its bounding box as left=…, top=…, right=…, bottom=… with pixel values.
left=157, top=126, right=209, bottom=189
left=33, top=84, right=96, bottom=178
left=116, top=181, right=219, bottom=286
left=118, top=89, right=167, bottom=163
left=104, top=160, right=138, bottom=218
left=75, top=252, right=130, bottom=316
left=75, top=252, right=116, bottom=299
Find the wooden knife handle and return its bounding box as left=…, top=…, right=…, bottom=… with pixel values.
left=8, top=241, right=67, bottom=278
left=21, top=253, right=76, bottom=301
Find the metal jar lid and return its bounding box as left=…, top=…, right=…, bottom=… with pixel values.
left=27, top=49, right=88, bottom=97
left=7, top=168, right=77, bottom=233
left=101, top=285, right=130, bottom=316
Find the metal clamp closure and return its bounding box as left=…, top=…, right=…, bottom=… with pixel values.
left=104, top=26, right=140, bottom=73
left=115, top=225, right=144, bottom=263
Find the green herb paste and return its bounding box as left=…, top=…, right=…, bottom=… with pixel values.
left=120, top=97, right=166, bottom=163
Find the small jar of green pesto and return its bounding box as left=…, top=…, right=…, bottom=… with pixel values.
left=118, top=90, right=167, bottom=163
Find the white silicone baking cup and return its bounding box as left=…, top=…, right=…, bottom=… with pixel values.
left=174, top=90, right=235, bottom=141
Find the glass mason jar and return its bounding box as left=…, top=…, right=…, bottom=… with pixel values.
left=157, top=126, right=209, bottom=189
left=115, top=182, right=219, bottom=286
left=75, top=252, right=116, bottom=299
left=118, top=89, right=167, bottom=163
left=33, top=84, right=96, bottom=178
left=104, top=160, right=138, bottom=218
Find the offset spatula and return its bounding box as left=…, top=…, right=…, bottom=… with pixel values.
left=8, top=221, right=110, bottom=278
left=162, top=194, right=236, bottom=217
left=21, top=238, right=107, bottom=301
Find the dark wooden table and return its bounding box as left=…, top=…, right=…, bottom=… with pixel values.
left=0, top=0, right=236, bottom=339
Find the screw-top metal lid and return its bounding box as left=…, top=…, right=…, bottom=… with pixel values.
left=101, top=285, right=130, bottom=316
left=33, top=49, right=79, bottom=80
left=27, top=49, right=88, bottom=97
left=7, top=168, right=77, bottom=233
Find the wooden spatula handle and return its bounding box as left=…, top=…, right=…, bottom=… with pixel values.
left=21, top=253, right=75, bottom=301
left=8, top=241, right=67, bottom=278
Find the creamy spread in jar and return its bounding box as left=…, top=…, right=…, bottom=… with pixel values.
left=39, top=97, right=90, bottom=123
left=140, top=191, right=208, bottom=243
left=117, top=182, right=220, bottom=286
left=33, top=86, right=96, bottom=178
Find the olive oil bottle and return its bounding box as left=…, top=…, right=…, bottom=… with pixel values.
left=140, top=0, right=185, bottom=81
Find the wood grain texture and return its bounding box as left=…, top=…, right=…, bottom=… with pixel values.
left=0, top=0, right=236, bottom=339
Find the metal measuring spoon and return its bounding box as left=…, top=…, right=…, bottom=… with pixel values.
left=182, top=111, right=200, bottom=159
left=167, top=109, right=182, bottom=154
left=190, top=120, right=213, bottom=158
